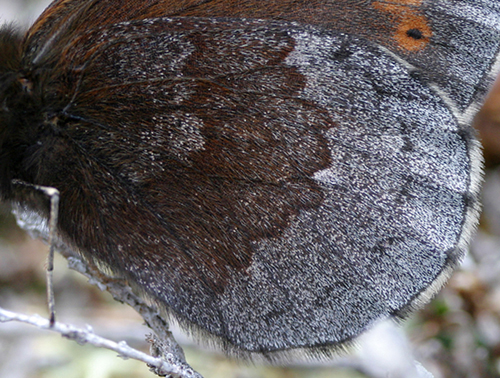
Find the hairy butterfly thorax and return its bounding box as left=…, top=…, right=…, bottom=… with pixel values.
left=0, top=26, right=67, bottom=206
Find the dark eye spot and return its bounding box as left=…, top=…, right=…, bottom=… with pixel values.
left=407, top=28, right=424, bottom=40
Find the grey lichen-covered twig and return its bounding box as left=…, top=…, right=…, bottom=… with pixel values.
left=0, top=306, right=201, bottom=378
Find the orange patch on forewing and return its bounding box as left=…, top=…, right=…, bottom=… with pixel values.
left=373, top=1, right=432, bottom=51
left=382, top=0, right=424, bottom=5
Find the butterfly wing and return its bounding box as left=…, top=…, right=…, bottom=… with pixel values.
left=26, top=0, right=500, bottom=109
left=12, top=0, right=500, bottom=359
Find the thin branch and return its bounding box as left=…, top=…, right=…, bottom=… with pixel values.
left=0, top=307, right=201, bottom=378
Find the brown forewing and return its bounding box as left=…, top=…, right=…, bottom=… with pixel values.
left=25, top=0, right=433, bottom=68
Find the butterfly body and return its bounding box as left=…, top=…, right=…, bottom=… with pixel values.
left=1, top=0, right=500, bottom=360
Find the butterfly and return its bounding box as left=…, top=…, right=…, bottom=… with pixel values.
left=1, top=0, right=500, bottom=361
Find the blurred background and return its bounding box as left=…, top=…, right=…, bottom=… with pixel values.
left=2, top=1, right=500, bottom=377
